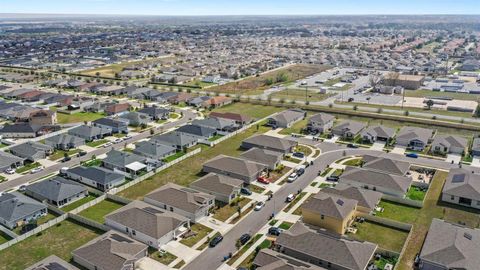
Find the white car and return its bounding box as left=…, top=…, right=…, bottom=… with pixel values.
left=287, top=173, right=298, bottom=183
left=4, top=168, right=15, bottom=175
left=286, top=194, right=296, bottom=202
left=103, top=142, right=113, bottom=148
left=254, top=201, right=265, bottom=211
left=30, top=167, right=44, bottom=174
left=114, top=138, right=123, bottom=144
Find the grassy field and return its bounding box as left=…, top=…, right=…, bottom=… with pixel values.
left=404, top=89, right=480, bottom=101
left=271, top=88, right=333, bottom=102
left=0, top=231, right=12, bottom=245
left=376, top=200, right=420, bottom=224
left=0, top=219, right=103, bottom=270
left=397, top=171, right=480, bottom=270
left=57, top=112, right=105, bottom=124
left=209, top=64, right=329, bottom=94
left=78, top=199, right=125, bottom=223
left=61, top=194, right=99, bottom=212
left=208, top=102, right=282, bottom=119
left=117, top=123, right=272, bottom=200
left=348, top=221, right=408, bottom=253
left=179, top=223, right=213, bottom=247
left=86, top=139, right=109, bottom=148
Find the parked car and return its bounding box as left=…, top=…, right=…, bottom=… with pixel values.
left=405, top=153, right=419, bottom=158
left=62, top=156, right=72, bottom=163
left=257, top=176, right=270, bottom=184
left=239, top=234, right=251, bottom=245
left=240, top=187, right=252, bottom=195
left=346, top=143, right=358, bottom=148
left=77, top=151, right=87, bottom=157
left=347, top=97, right=354, bottom=102
left=30, top=167, right=44, bottom=174
left=268, top=227, right=282, bottom=236
left=326, top=175, right=339, bottom=182
left=114, top=138, right=122, bottom=144
left=286, top=194, right=296, bottom=202
left=18, top=185, right=27, bottom=192
left=287, top=173, right=298, bottom=183
left=254, top=201, right=265, bottom=211
left=209, top=235, right=224, bottom=247
left=292, top=152, right=305, bottom=158
left=4, top=168, right=15, bottom=174
left=296, top=167, right=305, bottom=176
left=103, top=142, right=113, bottom=148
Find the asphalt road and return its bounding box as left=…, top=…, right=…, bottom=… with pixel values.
left=184, top=142, right=468, bottom=270
left=0, top=109, right=197, bottom=192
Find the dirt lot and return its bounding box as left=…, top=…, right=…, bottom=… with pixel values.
left=209, top=64, right=330, bottom=94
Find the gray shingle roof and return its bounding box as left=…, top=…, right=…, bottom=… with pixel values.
left=203, top=155, right=268, bottom=178
left=270, top=109, right=305, bottom=125
left=0, top=151, right=24, bottom=169
left=443, top=168, right=480, bottom=200
left=432, top=135, right=468, bottom=149
left=26, top=255, right=80, bottom=270
left=340, top=166, right=412, bottom=194
left=276, top=222, right=377, bottom=270
left=145, top=183, right=214, bottom=213
left=396, top=126, right=434, bottom=144
left=151, top=131, right=198, bottom=147
left=254, top=249, right=326, bottom=270
left=190, top=173, right=244, bottom=197
left=362, top=155, right=411, bottom=176
left=361, top=125, right=395, bottom=139
left=25, top=176, right=87, bottom=203
left=240, top=147, right=283, bottom=168
left=242, top=134, right=297, bottom=152
left=309, top=113, right=335, bottom=126
left=67, top=166, right=125, bottom=185
left=321, top=183, right=382, bottom=211
left=68, top=125, right=112, bottom=138
left=103, top=150, right=146, bottom=168
left=10, top=141, right=53, bottom=159
left=192, top=117, right=236, bottom=130
left=133, top=141, right=176, bottom=159
left=332, top=120, right=366, bottom=135
left=420, top=218, right=480, bottom=269
left=45, top=133, right=85, bottom=146
left=302, top=192, right=357, bottom=219
left=177, top=124, right=216, bottom=138
left=0, top=192, right=46, bottom=223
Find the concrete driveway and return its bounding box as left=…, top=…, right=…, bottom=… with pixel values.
left=472, top=157, right=480, bottom=167
left=446, top=154, right=461, bottom=164
left=324, top=135, right=339, bottom=143
left=391, top=146, right=406, bottom=155
left=371, top=142, right=385, bottom=151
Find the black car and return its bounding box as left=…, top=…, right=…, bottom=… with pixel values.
left=240, top=187, right=252, bottom=195
left=346, top=143, right=358, bottom=148
left=296, top=168, right=305, bottom=176
left=239, top=233, right=251, bottom=245
left=209, top=235, right=224, bottom=247
left=292, top=152, right=305, bottom=158
left=326, top=176, right=339, bottom=182
left=268, top=227, right=282, bottom=236
left=61, top=156, right=72, bottom=162
left=77, top=151, right=87, bottom=157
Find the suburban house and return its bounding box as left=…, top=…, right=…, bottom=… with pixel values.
left=72, top=231, right=148, bottom=270
left=442, top=168, right=480, bottom=210
left=92, top=118, right=129, bottom=134
left=150, top=131, right=198, bottom=150
left=210, top=112, right=252, bottom=126
left=138, top=106, right=170, bottom=120
left=472, top=137, right=480, bottom=157
left=253, top=249, right=325, bottom=270
left=360, top=125, right=395, bottom=143
left=340, top=166, right=413, bottom=197
left=26, top=255, right=80, bottom=270
left=68, top=125, right=112, bottom=141
left=0, top=123, right=43, bottom=138
left=45, top=134, right=85, bottom=150
left=430, top=135, right=468, bottom=155
left=321, top=183, right=383, bottom=214
left=105, top=103, right=130, bottom=116
left=306, top=113, right=335, bottom=134
left=102, top=150, right=149, bottom=176
left=105, top=200, right=190, bottom=248
left=241, top=134, right=297, bottom=154
left=362, top=155, right=411, bottom=176
left=190, top=173, right=244, bottom=203
left=0, top=151, right=24, bottom=171
left=29, top=110, right=57, bottom=126
left=419, top=218, right=480, bottom=270
left=118, top=112, right=150, bottom=127
left=240, top=147, right=283, bottom=170
left=331, top=120, right=366, bottom=139
left=187, top=96, right=212, bottom=107
left=267, top=109, right=306, bottom=128
left=25, top=176, right=88, bottom=208
left=64, top=166, right=126, bottom=192
left=275, top=222, right=377, bottom=270
left=144, top=183, right=215, bottom=222
left=0, top=192, right=47, bottom=230
left=202, top=155, right=268, bottom=184
left=192, top=117, right=238, bottom=133
left=396, top=126, right=435, bottom=151
left=176, top=124, right=217, bottom=139
left=10, top=141, right=54, bottom=162
left=302, top=192, right=357, bottom=235
left=202, top=96, right=232, bottom=108
left=133, top=140, right=177, bottom=161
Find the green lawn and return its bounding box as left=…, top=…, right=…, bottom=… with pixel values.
left=213, top=198, right=252, bottom=222
left=0, top=219, right=103, bottom=270
left=348, top=221, right=408, bottom=253
left=0, top=175, right=6, bottom=183
left=57, top=112, right=105, bottom=124
left=61, top=194, right=99, bottom=212
left=118, top=123, right=272, bottom=200
left=406, top=186, right=427, bottom=201
left=163, top=151, right=186, bottom=163
left=209, top=102, right=282, bottom=119
left=78, top=199, right=125, bottom=223
left=279, top=221, right=294, bottom=230
left=48, top=149, right=81, bottom=161
left=149, top=249, right=178, bottom=266
left=15, top=162, right=41, bottom=174
left=227, top=234, right=262, bottom=266
left=86, top=139, right=109, bottom=148
left=179, top=223, right=213, bottom=247
left=208, top=134, right=224, bottom=142
left=82, top=158, right=102, bottom=167
left=376, top=200, right=420, bottom=224
left=0, top=231, right=12, bottom=245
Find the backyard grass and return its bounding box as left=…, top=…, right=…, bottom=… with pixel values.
left=376, top=200, right=420, bottom=224
left=48, top=149, right=81, bottom=161
left=271, top=88, right=333, bottom=102
left=406, top=186, right=427, bottom=201
left=78, top=199, right=125, bottom=224
left=60, top=194, right=99, bottom=212
left=375, top=255, right=399, bottom=270
left=0, top=231, right=12, bottom=245
left=209, top=102, right=282, bottom=119
left=279, top=221, right=294, bottom=230
left=86, top=139, right=109, bottom=148
left=179, top=223, right=213, bottom=247
left=341, top=157, right=363, bottom=166
left=57, top=112, right=105, bottom=124
left=213, top=198, right=252, bottom=222
left=0, top=219, right=103, bottom=270
left=397, top=171, right=480, bottom=270
left=284, top=192, right=306, bottom=213
left=118, top=123, right=272, bottom=200
left=149, top=249, right=178, bottom=266
left=227, top=234, right=262, bottom=266
left=348, top=221, right=408, bottom=253
left=208, top=134, right=224, bottom=142
left=163, top=151, right=186, bottom=163
left=15, top=162, right=41, bottom=174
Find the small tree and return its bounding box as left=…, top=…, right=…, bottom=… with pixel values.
left=426, top=99, right=434, bottom=110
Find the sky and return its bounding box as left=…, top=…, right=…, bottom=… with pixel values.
left=0, top=0, right=479, bottom=16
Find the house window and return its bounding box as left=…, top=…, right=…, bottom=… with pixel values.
left=132, top=230, right=136, bottom=236
left=170, top=207, right=173, bottom=212
left=451, top=195, right=455, bottom=200
left=321, top=215, right=324, bottom=220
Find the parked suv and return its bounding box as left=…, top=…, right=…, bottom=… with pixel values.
left=209, top=235, right=224, bottom=247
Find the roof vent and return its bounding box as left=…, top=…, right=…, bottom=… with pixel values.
left=337, top=199, right=344, bottom=206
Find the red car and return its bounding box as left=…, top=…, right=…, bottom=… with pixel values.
left=257, top=176, right=270, bottom=184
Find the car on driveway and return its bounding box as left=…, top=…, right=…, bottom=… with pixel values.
left=239, top=234, right=251, bottom=245
left=287, top=173, right=298, bottom=183
left=254, top=201, right=265, bottom=211
left=61, top=156, right=72, bottom=163
left=209, top=235, right=224, bottom=248
left=405, top=153, right=419, bottom=158
left=4, top=168, right=15, bottom=174
left=77, top=151, right=87, bottom=157
left=240, top=187, right=252, bottom=195
left=114, top=138, right=122, bottom=144
left=30, top=166, right=44, bottom=174
left=257, top=176, right=270, bottom=184
left=326, top=175, right=339, bottom=182
left=292, top=152, right=305, bottom=158
left=268, top=227, right=283, bottom=236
